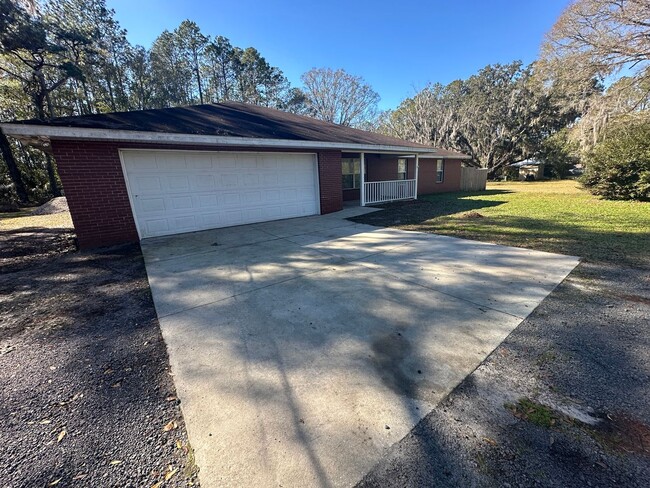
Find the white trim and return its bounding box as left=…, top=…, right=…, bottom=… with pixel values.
left=360, top=152, right=366, bottom=207
left=0, top=123, right=450, bottom=155
left=117, top=150, right=142, bottom=240
left=436, top=158, right=445, bottom=183
left=117, top=147, right=318, bottom=156
left=308, top=151, right=323, bottom=215
left=414, top=154, right=419, bottom=200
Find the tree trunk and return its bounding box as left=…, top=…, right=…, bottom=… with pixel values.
left=106, top=76, right=116, bottom=111
left=194, top=52, right=204, bottom=104
left=0, top=130, right=29, bottom=203
left=45, top=153, right=61, bottom=197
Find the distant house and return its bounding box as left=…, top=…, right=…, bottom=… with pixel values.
left=1, top=102, right=470, bottom=249
left=510, top=159, right=545, bottom=181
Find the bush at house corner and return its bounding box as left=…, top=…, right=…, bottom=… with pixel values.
left=581, top=118, right=650, bottom=201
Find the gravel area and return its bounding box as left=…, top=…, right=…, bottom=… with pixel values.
left=0, top=228, right=199, bottom=487
left=32, top=197, right=69, bottom=216
left=356, top=261, right=650, bottom=487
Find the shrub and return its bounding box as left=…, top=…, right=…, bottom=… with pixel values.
left=0, top=182, right=20, bottom=211
left=581, top=118, right=650, bottom=201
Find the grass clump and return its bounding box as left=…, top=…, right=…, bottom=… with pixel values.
left=506, top=397, right=559, bottom=428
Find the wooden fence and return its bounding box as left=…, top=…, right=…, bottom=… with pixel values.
left=460, top=166, right=488, bottom=191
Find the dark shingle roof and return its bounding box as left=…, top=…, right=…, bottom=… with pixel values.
left=17, top=102, right=422, bottom=145
left=10, top=102, right=471, bottom=158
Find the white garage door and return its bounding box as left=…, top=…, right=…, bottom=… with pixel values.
left=120, top=150, right=320, bottom=238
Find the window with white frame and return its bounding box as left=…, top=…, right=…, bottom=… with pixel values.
left=436, top=159, right=444, bottom=183
left=342, top=158, right=361, bottom=189
left=397, top=158, right=407, bottom=180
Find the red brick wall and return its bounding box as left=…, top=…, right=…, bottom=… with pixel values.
left=317, top=151, right=343, bottom=213
left=365, top=156, right=419, bottom=181
left=342, top=189, right=359, bottom=201
left=418, top=158, right=462, bottom=194
left=51, top=140, right=139, bottom=249
left=367, top=155, right=398, bottom=181
left=50, top=140, right=344, bottom=248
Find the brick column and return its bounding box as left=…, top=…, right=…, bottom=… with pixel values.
left=317, top=150, right=343, bottom=214
left=51, top=139, right=139, bottom=249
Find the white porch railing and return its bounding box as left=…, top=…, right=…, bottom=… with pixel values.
left=363, top=179, right=417, bottom=205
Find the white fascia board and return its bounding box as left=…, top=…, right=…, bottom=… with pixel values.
left=0, top=123, right=443, bottom=155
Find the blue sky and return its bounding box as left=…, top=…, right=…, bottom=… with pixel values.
left=107, top=0, right=570, bottom=110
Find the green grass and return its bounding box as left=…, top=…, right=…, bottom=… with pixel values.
left=351, top=180, right=650, bottom=268
left=506, top=398, right=559, bottom=428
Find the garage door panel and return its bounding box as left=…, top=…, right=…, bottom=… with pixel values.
left=282, top=189, right=297, bottom=201
left=256, top=158, right=275, bottom=169
left=170, top=195, right=193, bottom=210
left=264, top=189, right=281, bottom=202
left=145, top=218, right=170, bottom=235
left=198, top=194, right=219, bottom=208
left=243, top=174, right=260, bottom=187
left=169, top=215, right=197, bottom=232
left=133, top=175, right=162, bottom=193
left=156, top=152, right=186, bottom=170
left=243, top=191, right=263, bottom=204
left=166, top=175, right=190, bottom=192
left=122, top=151, right=319, bottom=239
left=215, top=154, right=237, bottom=168
left=193, top=175, right=216, bottom=191
left=262, top=173, right=278, bottom=186
left=126, top=152, right=157, bottom=170
left=222, top=192, right=241, bottom=206
left=199, top=213, right=222, bottom=227
left=244, top=208, right=263, bottom=221
left=185, top=153, right=212, bottom=170
left=221, top=174, right=239, bottom=187
left=223, top=209, right=244, bottom=225
left=236, top=154, right=257, bottom=169
left=139, top=197, right=166, bottom=213
left=263, top=206, right=284, bottom=219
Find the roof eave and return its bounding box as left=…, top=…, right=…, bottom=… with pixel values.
left=0, top=123, right=471, bottom=158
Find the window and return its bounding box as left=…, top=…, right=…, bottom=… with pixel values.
left=342, top=158, right=361, bottom=189
left=436, top=159, right=444, bottom=183
left=397, top=158, right=407, bottom=180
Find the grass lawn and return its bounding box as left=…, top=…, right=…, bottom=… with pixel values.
left=0, top=209, right=73, bottom=231
left=351, top=180, right=650, bottom=268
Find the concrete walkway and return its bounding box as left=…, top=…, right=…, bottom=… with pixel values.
left=141, top=208, right=579, bottom=488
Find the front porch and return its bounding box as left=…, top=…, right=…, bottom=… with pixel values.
left=342, top=152, right=421, bottom=206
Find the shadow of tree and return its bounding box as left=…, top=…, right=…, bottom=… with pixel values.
left=0, top=227, right=77, bottom=274
left=356, top=261, right=650, bottom=487
left=349, top=194, right=508, bottom=227
left=136, top=213, right=582, bottom=486
left=0, top=237, right=198, bottom=487
left=350, top=191, right=649, bottom=269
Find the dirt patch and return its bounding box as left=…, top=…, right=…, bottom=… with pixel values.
left=32, top=197, right=69, bottom=215
left=460, top=211, right=484, bottom=219
left=0, top=228, right=199, bottom=487
left=592, top=413, right=650, bottom=457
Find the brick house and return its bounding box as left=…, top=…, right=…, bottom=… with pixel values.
left=1, top=102, right=469, bottom=249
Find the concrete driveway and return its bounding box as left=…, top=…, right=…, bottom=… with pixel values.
left=141, top=208, right=579, bottom=488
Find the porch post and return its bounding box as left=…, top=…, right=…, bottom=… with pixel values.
left=360, top=152, right=366, bottom=206
left=414, top=153, right=419, bottom=200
